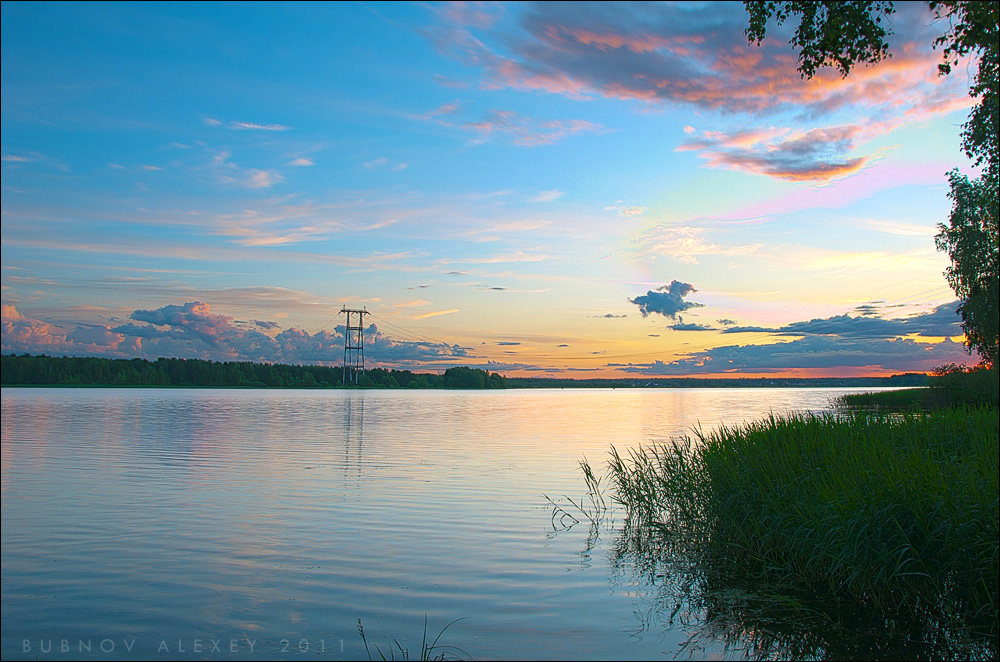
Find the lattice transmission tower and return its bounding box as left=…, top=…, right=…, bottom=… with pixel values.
left=340, top=307, right=369, bottom=385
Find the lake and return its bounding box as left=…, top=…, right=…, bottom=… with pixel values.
left=1, top=387, right=890, bottom=660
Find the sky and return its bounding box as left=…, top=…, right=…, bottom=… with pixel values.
left=0, top=1, right=985, bottom=378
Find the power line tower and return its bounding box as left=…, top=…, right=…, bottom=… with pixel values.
left=341, top=307, right=369, bottom=385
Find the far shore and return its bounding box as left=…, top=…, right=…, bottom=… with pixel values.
left=1, top=353, right=930, bottom=390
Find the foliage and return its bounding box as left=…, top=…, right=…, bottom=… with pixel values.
left=932, top=362, right=999, bottom=406
left=441, top=366, right=506, bottom=389
left=605, top=409, right=999, bottom=652
left=0, top=354, right=506, bottom=389
left=936, top=170, right=999, bottom=366
left=836, top=364, right=998, bottom=410
left=930, top=1, right=999, bottom=178
left=927, top=4, right=998, bottom=363
left=745, top=1, right=896, bottom=78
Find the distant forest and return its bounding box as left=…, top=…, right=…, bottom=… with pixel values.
left=1, top=354, right=930, bottom=389
left=0, top=354, right=507, bottom=389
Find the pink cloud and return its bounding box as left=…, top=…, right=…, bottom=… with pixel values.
left=431, top=2, right=970, bottom=118
left=1, top=304, right=23, bottom=319
left=428, top=101, right=463, bottom=117
left=440, top=1, right=505, bottom=30
left=424, top=1, right=974, bottom=187
left=1, top=304, right=137, bottom=356
left=2, top=310, right=66, bottom=349
left=212, top=150, right=284, bottom=189
left=1, top=302, right=472, bottom=367
left=679, top=123, right=874, bottom=182
left=722, top=161, right=962, bottom=221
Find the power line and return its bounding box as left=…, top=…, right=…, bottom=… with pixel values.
left=368, top=312, right=456, bottom=348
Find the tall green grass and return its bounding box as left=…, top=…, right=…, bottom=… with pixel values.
left=836, top=366, right=998, bottom=412
left=835, top=387, right=947, bottom=411
left=606, top=408, right=999, bottom=631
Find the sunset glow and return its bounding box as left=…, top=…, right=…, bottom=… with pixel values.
left=1, top=1, right=981, bottom=377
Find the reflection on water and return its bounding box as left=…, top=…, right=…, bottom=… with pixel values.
left=587, top=515, right=998, bottom=661
left=342, top=392, right=365, bottom=480
left=2, top=387, right=910, bottom=660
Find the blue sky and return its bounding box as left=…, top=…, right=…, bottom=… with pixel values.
left=1, top=1, right=982, bottom=376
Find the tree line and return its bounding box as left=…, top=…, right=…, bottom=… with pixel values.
left=1, top=354, right=932, bottom=390
left=0, top=354, right=507, bottom=389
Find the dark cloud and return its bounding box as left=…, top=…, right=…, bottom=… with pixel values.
left=670, top=321, right=715, bottom=331
left=721, top=302, right=963, bottom=340
left=724, top=325, right=778, bottom=334
left=497, top=341, right=521, bottom=346
left=853, top=303, right=883, bottom=317
left=779, top=315, right=899, bottom=338
left=629, top=280, right=704, bottom=319
left=65, top=325, right=128, bottom=347
left=717, top=318, right=737, bottom=326
left=612, top=336, right=971, bottom=376
left=461, top=360, right=544, bottom=372
left=902, top=302, right=966, bottom=337
left=594, top=313, right=627, bottom=318
left=615, top=302, right=969, bottom=375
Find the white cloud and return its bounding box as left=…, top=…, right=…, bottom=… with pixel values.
left=605, top=203, right=646, bottom=216
left=230, top=121, right=291, bottom=131
left=364, top=157, right=408, bottom=171
left=636, top=225, right=761, bottom=263
left=530, top=189, right=565, bottom=202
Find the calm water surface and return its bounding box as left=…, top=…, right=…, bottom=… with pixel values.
left=2, top=387, right=884, bottom=660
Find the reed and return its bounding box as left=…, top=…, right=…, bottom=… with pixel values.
left=357, top=617, right=470, bottom=661
left=835, top=387, right=945, bottom=411
left=607, top=407, right=999, bottom=629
